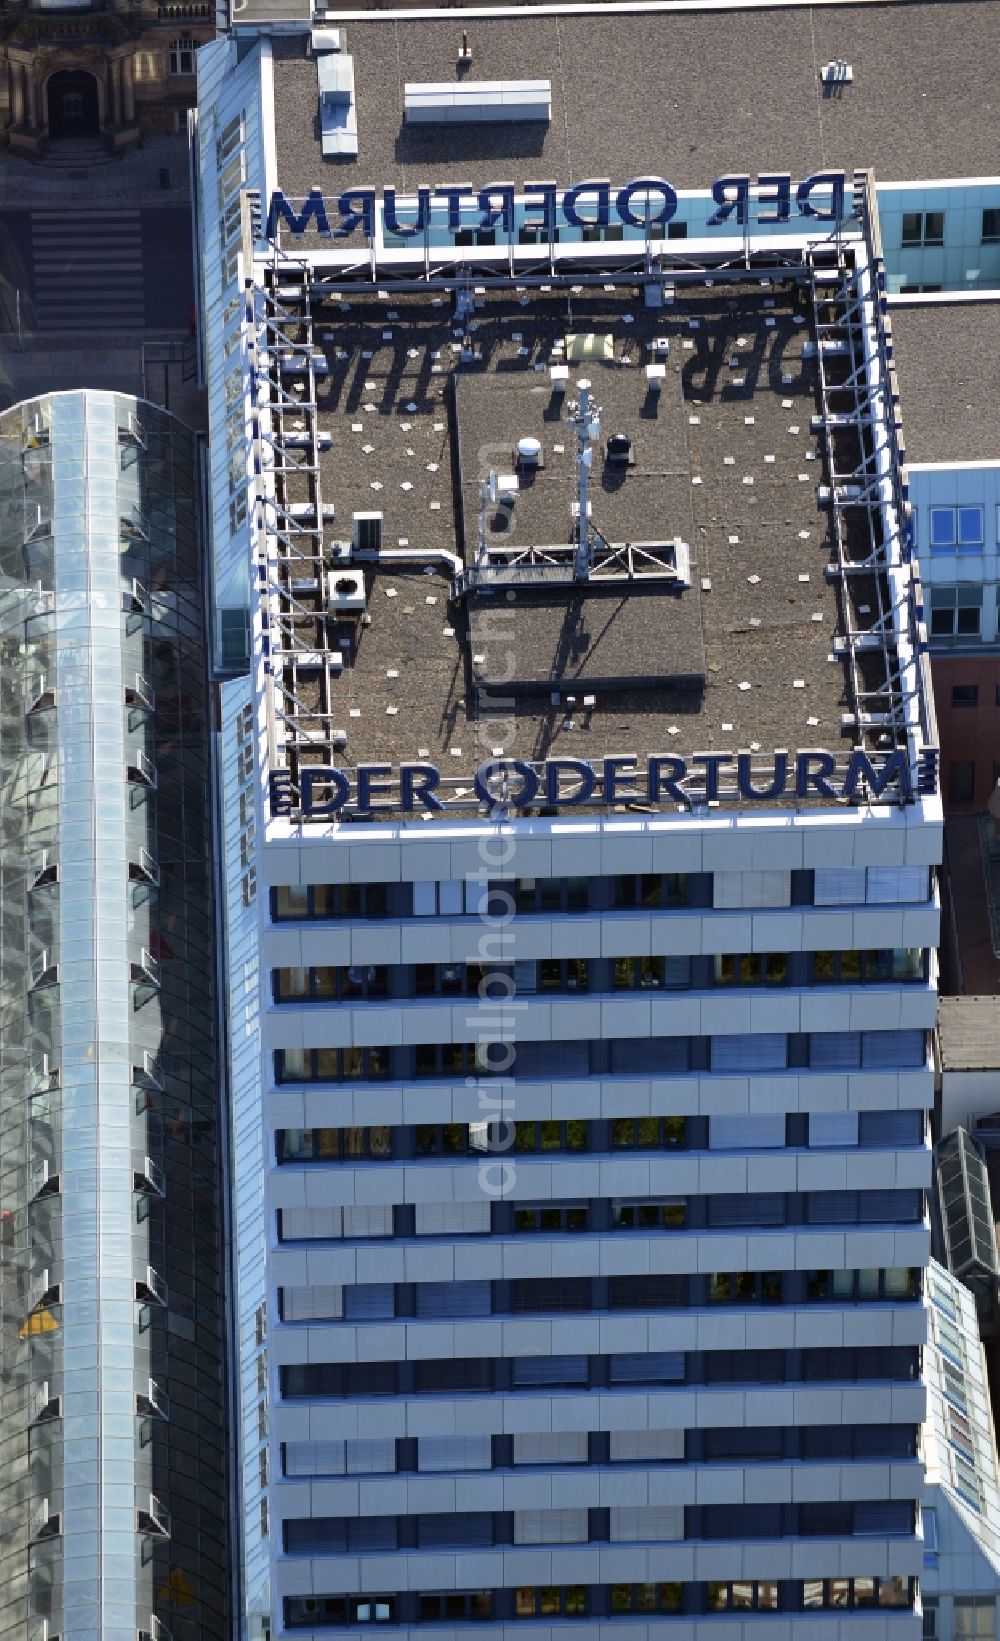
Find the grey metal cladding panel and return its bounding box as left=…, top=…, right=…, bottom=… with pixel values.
left=318, top=51, right=354, bottom=101
left=403, top=80, right=452, bottom=94
left=404, top=78, right=551, bottom=94
left=322, top=129, right=359, bottom=158
left=503, top=91, right=551, bottom=117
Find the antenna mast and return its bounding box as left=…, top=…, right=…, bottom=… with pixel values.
left=570, top=377, right=601, bottom=583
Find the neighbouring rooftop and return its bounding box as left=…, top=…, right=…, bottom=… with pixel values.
left=265, top=4, right=1000, bottom=203
left=891, top=302, right=1000, bottom=467
left=939, top=996, right=1000, bottom=1075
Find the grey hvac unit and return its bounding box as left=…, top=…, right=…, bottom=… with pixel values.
left=318, top=52, right=358, bottom=158
left=404, top=79, right=551, bottom=125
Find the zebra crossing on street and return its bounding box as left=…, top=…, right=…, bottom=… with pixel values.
left=30, top=209, right=146, bottom=332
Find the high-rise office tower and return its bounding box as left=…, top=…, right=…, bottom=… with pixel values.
left=194, top=22, right=948, bottom=1641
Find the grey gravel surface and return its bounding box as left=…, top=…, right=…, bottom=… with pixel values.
left=272, top=4, right=1000, bottom=198
left=891, top=301, right=1000, bottom=466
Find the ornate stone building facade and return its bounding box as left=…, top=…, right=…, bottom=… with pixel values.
left=0, top=0, right=215, bottom=155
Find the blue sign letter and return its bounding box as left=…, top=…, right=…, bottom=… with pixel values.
left=384, top=186, right=432, bottom=237
left=795, top=170, right=846, bottom=222
left=478, top=184, right=516, bottom=234
left=545, top=759, right=596, bottom=806
left=708, top=175, right=750, bottom=227
left=757, top=173, right=791, bottom=223
left=647, top=756, right=688, bottom=803
left=434, top=184, right=475, bottom=233
left=266, top=188, right=331, bottom=239
left=616, top=177, right=677, bottom=229
left=737, top=752, right=789, bottom=799
left=795, top=750, right=838, bottom=799
left=916, top=746, right=939, bottom=797
left=840, top=750, right=912, bottom=802
left=474, top=759, right=538, bottom=808
left=691, top=753, right=734, bottom=801
left=357, top=764, right=395, bottom=812
left=562, top=180, right=611, bottom=230
left=401, top=763, right=443, bottom=812
left=269, top=771, right=293, bottom=816
left=301, top=766, right=351, bottom=816
left=335, top=188, right=377, bottom=239
left=522, top=180, right=559, bottom=236
left=602, top=756, right=638, bottom=804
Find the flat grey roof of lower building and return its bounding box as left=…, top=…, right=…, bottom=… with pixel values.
left=269, top=2, right=1000, bottom=200
left=939, top=996, right=1000, bottom=1073
left=236, top=0, right=309, bottom=22
left=891, top=302, right=1000, bottom=466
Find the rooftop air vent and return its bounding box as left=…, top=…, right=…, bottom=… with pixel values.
left=404, top=80, right=551, bottom=125
left=488, top=471, right=519, bottom=507
left=318, top=51, right=358, bottom=158
left=820, top=59, right=853, bottom=84
left=326, top=570, right=367, bottom=615
left=352, top=512, right=382, bottom=553
left=605, top=433, right=634, bottom=468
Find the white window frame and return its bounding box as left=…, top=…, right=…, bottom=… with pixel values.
left=901, top=208, right=945, bottom=248
left=928, top=585, right=983, bottom=641
left=929, top=504, right=985, bottom=553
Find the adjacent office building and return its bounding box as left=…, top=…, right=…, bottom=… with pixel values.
left=190, top=7, right=973, bottom=1634
left=0, top=392, right=228, bottom=1641
left=890, top=303, right=1000, bottom=813
left=921, top=1259, right=1000, bottom=1641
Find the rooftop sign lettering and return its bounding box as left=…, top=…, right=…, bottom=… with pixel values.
left=265, top=171, right=847, bottom=240
left=269, top=746, right=940, bottom=819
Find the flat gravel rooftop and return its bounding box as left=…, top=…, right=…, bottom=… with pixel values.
left=891, top=301, right=1000, bottom=466
left=938, top=996, right=1000, bottom=1074
left=279, top=276, right=867, bottom=769
left=270, top=4, right=1000, bottom=200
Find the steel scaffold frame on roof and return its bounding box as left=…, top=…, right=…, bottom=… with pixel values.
left=805, top=170, right=926, bottom=762
left=250, top=239, right=347, bottom=803
left=249, top=173, right=935, bottom=818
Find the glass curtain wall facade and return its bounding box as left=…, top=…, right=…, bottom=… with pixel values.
left=0, top=392, right=228, bottom=1641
